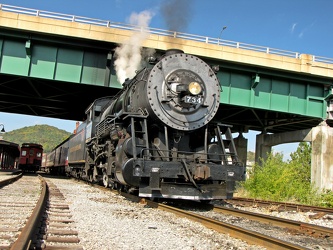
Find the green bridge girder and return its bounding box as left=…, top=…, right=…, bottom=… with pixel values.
left=0, top=38, right=121, bottom=89
left=219, top=70, right=326, bottom=118
left=0, top=32, right=331, bottom=133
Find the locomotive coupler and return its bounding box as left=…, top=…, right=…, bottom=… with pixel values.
left=194, top=165, right=211, bottom=180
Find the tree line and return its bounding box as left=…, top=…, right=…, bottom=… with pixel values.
left=2, top=124, right=71, bottom=153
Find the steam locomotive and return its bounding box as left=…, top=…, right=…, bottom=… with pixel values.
left=43, top=49, right=245, bottom=201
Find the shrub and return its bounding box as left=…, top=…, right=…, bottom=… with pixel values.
left=319, top=190, right=333, bottom=207
left=240, top=142, right=326, bottom=205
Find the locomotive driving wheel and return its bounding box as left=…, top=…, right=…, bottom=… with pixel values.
left=114, top=182, right=123, bottom=193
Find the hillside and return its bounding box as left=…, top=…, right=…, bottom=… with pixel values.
left=1, top=124, right=72, bottom=153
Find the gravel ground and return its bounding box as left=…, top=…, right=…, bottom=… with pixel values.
left=0, top=171, right=21, bottom=181
left=46, top=177, right=265, bottom=250
left=43, top=177, right=333, bottom=250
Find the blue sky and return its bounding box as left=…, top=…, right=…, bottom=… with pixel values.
left=1, top=0, right=332, bottom=157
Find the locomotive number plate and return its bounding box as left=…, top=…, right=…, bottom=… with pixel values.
left=184, top=96, right=203, bottom=104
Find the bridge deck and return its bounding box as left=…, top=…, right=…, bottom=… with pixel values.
left=0, top=6, right=331, bottom=133
left=1, top=10, right=332, bottom=78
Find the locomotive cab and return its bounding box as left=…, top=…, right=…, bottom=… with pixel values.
left=85, top=97, right=114, bottom=143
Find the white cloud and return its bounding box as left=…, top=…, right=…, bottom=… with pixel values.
left=290, top=23, right=297, bottom=34
left=297, top=21, right=316, bottom=39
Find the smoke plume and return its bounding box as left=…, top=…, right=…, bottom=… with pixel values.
left=160, top=0, right=192, bottom=32
left=114, top=10, right=154, bottom=84
left=114, top=0, right=192, bottom=84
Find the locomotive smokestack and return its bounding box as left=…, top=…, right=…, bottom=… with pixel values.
left=165, top=49, right=184, bottom=56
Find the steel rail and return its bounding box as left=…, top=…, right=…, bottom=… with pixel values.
left=229, top=197, right=333, bottom=215
left=0, top=172, right=22, bottom=187
left=10, top=175, right=48, bottom=250
left=146, top=200, right=308, bottom=250
left=213, top=205, right=333, bottom=238
left=117, top=192, right=307, bottom=250
left=0, top=4, right=332, bottom=64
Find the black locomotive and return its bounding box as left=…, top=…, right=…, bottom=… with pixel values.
left=43, top=49, right=245, bottom=201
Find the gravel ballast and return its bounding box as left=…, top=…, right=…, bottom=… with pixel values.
left=47, top=178, right=264, bottom=250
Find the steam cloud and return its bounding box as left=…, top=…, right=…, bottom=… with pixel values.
left=114, top=10, right=154, bottom=84
left=160, top=0, right=192, bottom=32
left=114, top=0, right=192, bottom=84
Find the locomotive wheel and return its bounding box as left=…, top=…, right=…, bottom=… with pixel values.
left=114, top=183, right=122, bottom=193
left=122, top=185, right=129, bottom=193
left=109, top=180, right=115, bottom=190
left=102, top=174, right=109, bottom=188
left=114, top=182, right=119, bottom=190
left=88, top=174, right=93, bottom=183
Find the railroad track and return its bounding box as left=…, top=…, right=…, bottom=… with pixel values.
left=228, top=197, right=333, bottom=215
left=212, top=205, right=333, bottom=239
left=84, top=181, right=333, bottom=249
left=31, top=178, right=83, bottom=249
left=119, top=192, right=317, bottom=250
left=0, top=172, right=22, bottom=187
left=0, top=174, right=83, bottom=249
left=11, top=175, right=329, bottom=249
left=0, top=174, right=41, bottom=249
left=64, top=178, right=333, bottom=249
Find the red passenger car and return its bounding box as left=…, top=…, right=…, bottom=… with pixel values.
left=19, top=143, right=43, bottom=173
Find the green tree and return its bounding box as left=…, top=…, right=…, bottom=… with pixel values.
left=289, top=142, right=311, bottom=182
left=2, top=124, right=71, bottom=152
left=286, top=142, right=317, bottom=204
left=241, top=142, right=318, bottom=204
left=242, top=152, right=288, bottom=201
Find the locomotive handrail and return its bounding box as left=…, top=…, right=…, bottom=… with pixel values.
left=1, top=4, right=331, bottom=64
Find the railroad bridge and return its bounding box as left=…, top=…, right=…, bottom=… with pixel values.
left=0, top=4, right=333, bottom=191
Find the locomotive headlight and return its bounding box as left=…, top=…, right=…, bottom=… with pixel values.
left=188, top=82, right=202, bottom=95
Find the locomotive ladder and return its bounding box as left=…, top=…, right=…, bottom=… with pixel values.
left=128, top=114, right=149, bottom=159
left=216, top=124, right=239, bottom=165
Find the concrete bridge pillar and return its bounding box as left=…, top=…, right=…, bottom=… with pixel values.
left=255, top=133, right=271, bottom=163
left=255, top=128, right=312, bottom=163
left=311, top=124, right=333, bottom=191
left=253, top=123, right=333, bottom=191
left=234, top=133, right=248, bottom=165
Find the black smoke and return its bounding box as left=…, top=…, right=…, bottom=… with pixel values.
left=160, top=0, right=192, bottom=32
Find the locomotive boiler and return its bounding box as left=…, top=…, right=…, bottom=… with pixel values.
left=66, top=49, right=245, bottom=201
